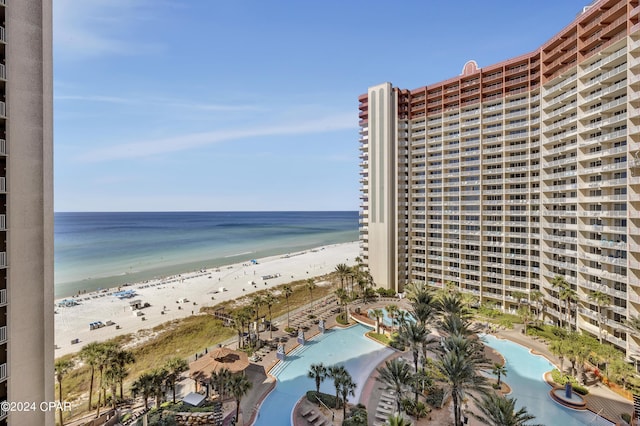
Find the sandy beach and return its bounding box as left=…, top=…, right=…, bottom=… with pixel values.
left=54, top=241, right=359, bottom=358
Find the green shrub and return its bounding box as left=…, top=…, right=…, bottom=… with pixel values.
left=621, top=412, right=632, bottom=423
left=550, top=369, right=589, bottom=395
left=306, top=391, right=339, bottom=409
left=375, top=288, right=396, bottom=297
left=284, top=327, right=296, bottom=333
left=425, top=386, right=445, bottom=408
left=498, top=318, right=513, bottom=329
left=478, top=304, right=500, bottom=318
left=368, top=332, right=391, bottom=345
left=573, top=384, right=589, bottom=395
left=343, top=405, right=368, bottom=426
left=336, top=313, right=349, bottom=325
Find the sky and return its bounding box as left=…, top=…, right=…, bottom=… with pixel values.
left=54, top=0, right=592, bottom=212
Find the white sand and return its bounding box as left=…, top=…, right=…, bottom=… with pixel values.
left=54, top=241, right=359, bottom=358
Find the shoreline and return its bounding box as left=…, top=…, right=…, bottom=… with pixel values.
left=54, top=241, right=359, bottom=358
left=55, top=236, right=357, bottom=299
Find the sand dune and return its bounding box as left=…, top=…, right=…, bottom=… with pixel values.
left=54, top=241, right=359, bottom=358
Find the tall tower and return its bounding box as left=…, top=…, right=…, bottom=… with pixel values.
left=359, top=0, right=640, bottom=359
left=3, top=0, right=54, bottom=424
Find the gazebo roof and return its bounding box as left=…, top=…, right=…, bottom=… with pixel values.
left=189, top=347, right=250, bottom=381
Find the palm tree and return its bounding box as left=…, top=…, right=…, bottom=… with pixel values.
left=131, top=372, right=154, bottom=410
left=104, top=363, right=124, bottom=409
left=282, top=285, right=293, bottom=329
left=364, top=287, right=377, bottom=303
left=356, top=277, right=367, bottom=300
left=492, top=363, right=507, bottom=387
left=369, top=308, right=384, bottom=334
left=410, top=368, right=432, bottom=405
left=229, top=373, right=253, bottom=422
left=338, top=373, right=357, bottom=419
left=376, top=358, right=412, bottom=413
left=110, top=348, right=135, bottom=399
left=211, top=367, right=232, bottom=401
left=589, top=290, right=611, bottom=343
left=94, top=342, right=117, bottom=417
left=251, top=295, right=264, bottom=346
left=436, top=333, right=490, bottom=426
left=511, top=291, right=527, bottom=312
left=551, top=275, right=569, bottom=327
left=79, top=342, right=102, bottom=411
left=233, top=310, right=251, bottom=349
left=55, top=359, right=74, bottom=426
left=396, top=310, right=410, bottom=329
left=335, top=263, right=351, bottom=290
left=438, top=293, right=471, bottom=319
left=404, top=282, right=429, bottom=302
left=347, top=267, right=358, bottom=297
left=386, top=304, right=399, bottom=330
left=439, top=313, right=473, bottom=336
left=336, top=288, right=350, bottom=321
left=398, top=322, right=428, bottom=373
left=150, top=368, right=168, bottom=408
left=328, top=365, right=347, bottom=409
left=517, top=307, right=533, bottom=335
left=529, top=290, right=544, bottom=324
left=263, top=292, right=277, bottom=340
left=164, top=357, right=189, bottom=403
left=595, top=343, right=620, bottom=377
left=306, top=279, right=317, bottom=310
left=558, top=285, right=577, bottom=331
left=472, top=393, right=541, bottom=426
left=308, top=363, right=327, bottom=393
left=549, top=340, right=567, bottom=374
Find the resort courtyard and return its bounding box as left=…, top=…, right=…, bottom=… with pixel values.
left=59, top=273, right=638, bottom=426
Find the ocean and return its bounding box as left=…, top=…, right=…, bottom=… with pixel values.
left=54, top=211, right=359, bottom=299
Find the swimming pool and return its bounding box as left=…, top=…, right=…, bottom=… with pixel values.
left=253, top=324, right=393, bottom=425
left=368, top=307, right=414, bottom=327
left=483, top=335, right=614, bottom=426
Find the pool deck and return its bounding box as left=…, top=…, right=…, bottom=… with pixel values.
left=186, top=297, right=633, bottom=426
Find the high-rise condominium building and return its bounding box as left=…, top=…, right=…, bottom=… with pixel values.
left=0, top=0, right=54, bottom=424
left=359, top=0, right=640, bottom=359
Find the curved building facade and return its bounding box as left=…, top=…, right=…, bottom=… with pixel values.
left=359, top=0, right=640, bottom=358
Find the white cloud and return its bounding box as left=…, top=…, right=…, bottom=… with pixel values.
left=55, top=94, right=260, bottom=112
left=53, top=0, right=163, bottom=58
left=75, top=112, right=357, bottom=162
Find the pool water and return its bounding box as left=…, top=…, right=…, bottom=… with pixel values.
left=483, top=335, right=614, bottom=426
left=253, top=324, right=394, bottom=425
left=368, top=308, right=414, bottom=327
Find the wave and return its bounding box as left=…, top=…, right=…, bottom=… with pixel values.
left=224, top=251, right=254, bottom=258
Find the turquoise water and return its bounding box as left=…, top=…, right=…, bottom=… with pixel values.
left=483, top=335, right=614, bottom=426
left=254, top=324, right=393, bottom=425
left=54, top=211, right=358, bottom=298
